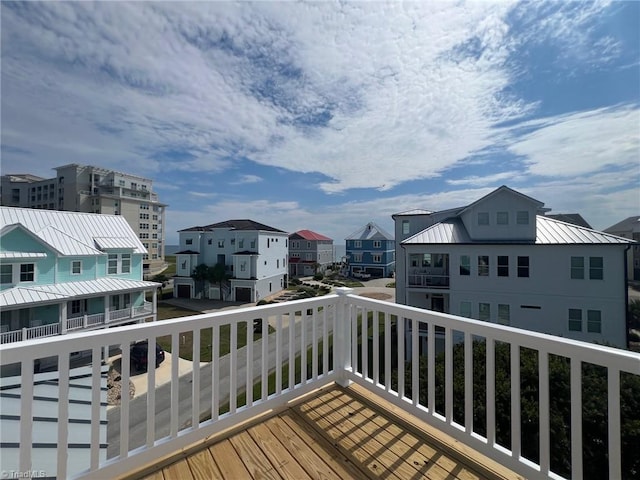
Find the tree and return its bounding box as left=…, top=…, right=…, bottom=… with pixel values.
left=191, top=264, right=209, bottom=297
left=402, top=340, right=640, bottom=479
left=207, top=263, right=229, bottom=301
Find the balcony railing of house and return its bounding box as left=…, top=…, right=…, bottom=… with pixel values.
left=1, top=290, right=638, bottom=479
left=408, top=272, right=450, bottom=287
left=0, top=304, right=155, bottom=345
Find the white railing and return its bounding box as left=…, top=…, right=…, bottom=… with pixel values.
left=0, top=329, right=23, bottom=344
left=1, top=323, right=61, bottom=343
left=0, top=289, right=638, bottom=480
left=408, top=273, right=450, bottom=287
left=108, top=308, right=132, bottom=322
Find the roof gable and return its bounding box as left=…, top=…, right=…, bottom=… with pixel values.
left=346, top=222, right=394, bottom=241
left=460, top=186, right=545, bottom=215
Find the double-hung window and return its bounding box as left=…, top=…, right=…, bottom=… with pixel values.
left=568, top=309, right=582, bottom=331
left=478, top=256, right=489, bottom=276
left=460, top=255, right=470, bottom=275
left=20, top=263, right=35, bottom=282
left=571, top=257, right=584, bottom=279
left=589, top=257, right=603, bottom=280
left=587, top=310, right=601, bottom=333
left=497, top=304, right=510, bottom=325
left=1, top=265, right=13, bottom=284
left=517, top=256, right=529, bottom=277
left=497, top=256, right=509, bottom=277
left=479, top=303, right=490, bottom=321
left=121, top=254, right=131, bottom=274
left=108, top=254, right=118, bottom=274
left=71, top=261, right=82, bottom=275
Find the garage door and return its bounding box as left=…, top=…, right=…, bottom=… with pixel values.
left=177, top=285, right=191, bottom=298
left=367, top=268, right=384, bottom=278
left=235, top=287, right=252, bottom=302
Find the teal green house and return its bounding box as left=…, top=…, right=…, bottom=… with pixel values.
left=0, top=207, right=160, bottom=344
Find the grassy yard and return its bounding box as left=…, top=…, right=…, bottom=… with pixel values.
left=155, top=302, right=271, bottom=362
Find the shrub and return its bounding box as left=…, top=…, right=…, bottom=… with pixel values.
left=313, top=272, right=324, bottom=281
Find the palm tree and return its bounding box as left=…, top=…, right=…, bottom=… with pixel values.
left=191, top=264, right=209, bottom=298
left=207, top=263, right=229, bottom=301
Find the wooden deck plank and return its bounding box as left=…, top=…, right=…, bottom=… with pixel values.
left=228, top=430, right=282, bottom=480
left=329, top=390, right=482, bottom=480
left=247, top=422, right=313, bottom=480
left=132, top=385, right=522, bottom=480
left=294, top=394, right=407, bottom=479
left=276, top=411, right=369, bottom=480
left=186, top=448, right=225, bottom=480
left=161, top=458, right=194, bottom=480
left=208, top=439, right=253, bottom=479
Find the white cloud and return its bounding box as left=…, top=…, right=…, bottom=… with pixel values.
left=504, top=104, right=640, bottom=177
left=231, top=174, right=263, bottom=185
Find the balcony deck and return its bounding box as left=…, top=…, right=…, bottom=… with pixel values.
left=133, top=385, right=520, bottom=480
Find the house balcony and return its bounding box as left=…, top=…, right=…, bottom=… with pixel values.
left=1, top=291, right=638, bottom=479
left=0, top=302, right=154, bottom=345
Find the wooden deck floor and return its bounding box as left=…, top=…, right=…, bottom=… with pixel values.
left=132, top=386, right=522, bottom=480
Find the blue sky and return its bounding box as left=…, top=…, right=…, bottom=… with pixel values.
left=2, top=1, right=638, bottom=244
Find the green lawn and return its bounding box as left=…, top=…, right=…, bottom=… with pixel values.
left=155, top=302, right=271, bottom=362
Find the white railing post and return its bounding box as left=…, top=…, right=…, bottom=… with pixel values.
left=335, top=287, right=353, bottom=387
left=104, top=295, right=110, bottom=322
left=83, top=314, right=88, bottom=328
left=60, top=303, right=68, bottom=334
left=22, top=327, right=27, bottom=340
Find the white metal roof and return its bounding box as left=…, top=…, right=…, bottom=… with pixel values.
left=0, top=278, right=160, bottom=308
left=0, top=206, right=147, bottom=255
left=0, top=365, right=108, bottom=478
left=0, top=251, right=48, bottom=259
left=94, top=236, right=141, bottom=250
left=36, top=225, right=104, bottom=255
left=402, top=215, right=635, bottom=245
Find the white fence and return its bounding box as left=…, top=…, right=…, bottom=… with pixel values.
left=0, top=289, right=638, bottom=480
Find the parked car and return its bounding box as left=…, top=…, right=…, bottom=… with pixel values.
left=130, top=341, right=165, bottom=371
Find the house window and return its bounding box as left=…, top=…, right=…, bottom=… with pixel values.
left=587, top=310, right=601, bottom=333
left=231, top=239, right=235, bottom=245
left=372, top=254, right=382, bottom=263
left=108, top=254, right=118, bottom=274
left=460, top=255, right=470, bottom=275
left=498, top=304, right=510, bottom=325
left=186, top=239, right=193, bottom=245
left=517, top=211, right=529, bottom=225
left=71, top=261, right=82, bottom=275
left=402, top=220, right=410, bottom=235
left=497, top=256, right=509, bottom=277
left=460, top=301, right=472, bottom=318
left=239, top=239, right=244, bottom=249
left=589, top=257, right=603, bottom=280
left=121, top=254, right=131, bottom=274
left=277, top=259, right=279, bottom=268
left=1, top=265, right=13, bottom=284
left=517, top=256, right=529, bottom=277
left=250, top=240, right=256, bottom=249
left=478, top=256, right=489, bottom=276
left=479, top=303, right=490, bottom=321
left=20, top=263, right=35, bottom=282
left=568, top=309, right=582, bottom=331
left=306, top=253, right=312, bottom=260
left=497, top=212, right=509, bottom=225
left=353, top=253, right=362, bottom=262
left=354, top=240, right=362, bottom=248
left=70, top=299, right=87, bottom=315
left=208, top=239, right=212, bottom=245
left=218, top=240, right=224, bottom=248
left=570, top=257, right=584, bottom=279
left=307, top=241, right=311, bottom=248
left=240, top=262, right=246, bottom=272
left=373, top=240, right=381, bottom=248
left=478, top=212, right=489, bottom=225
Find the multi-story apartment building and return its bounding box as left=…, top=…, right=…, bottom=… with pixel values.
left=605, top=216, right=640, bottom=281
left=0, top=206, right=159, bottom=346
left=1, top=164, right=167, bottom=273
left=345, top=222, right=395, bottom=278
left=174, top=219, right=288, bottom=303
left=288, top=230, right=333, bottom=277
left=393, top=186, right=634, bottom=347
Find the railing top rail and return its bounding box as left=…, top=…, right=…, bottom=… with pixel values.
left=345, top=294, right=640, bottom=374
left=0, top=294, right=340, bottom=362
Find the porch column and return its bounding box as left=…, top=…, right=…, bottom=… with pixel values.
left=104, top=295, right=110, bottom=323
left=335, top=287, right=354, bottom=388
left=152, top=289, right=157, bottom=315
left=60, top=303, right=68, bottom=334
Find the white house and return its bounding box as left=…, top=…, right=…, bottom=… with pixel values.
left=393, top=186, right=635, bottom=347
left=173, top=219, right=289, bottom=303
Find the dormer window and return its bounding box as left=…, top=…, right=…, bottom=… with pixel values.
left=478, top=212, right=489, bottom=225
left=497, top=212, right=509, bottom=225
left=186, top=239, right=193, bottom=245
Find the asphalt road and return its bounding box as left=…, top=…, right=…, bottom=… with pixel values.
left=107, top=316, right=323, bottom=457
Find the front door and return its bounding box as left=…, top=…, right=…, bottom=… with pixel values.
left=431, top=296, right=445, bottom=313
